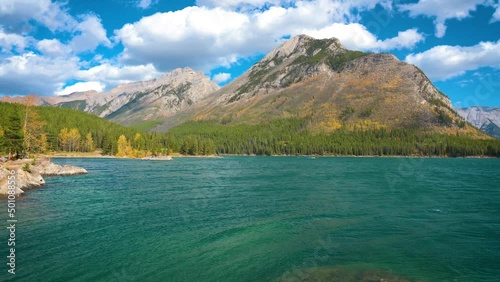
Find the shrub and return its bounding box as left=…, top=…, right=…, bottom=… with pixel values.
left=22, top=163, right=31, bottom=173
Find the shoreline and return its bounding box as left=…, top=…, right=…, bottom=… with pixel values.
left=46, top=153, right=498, bottom=159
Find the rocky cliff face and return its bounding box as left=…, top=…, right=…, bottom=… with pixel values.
left=457, top=106, right=500, bottom=138
left=178, top=35, right=471, bottom=134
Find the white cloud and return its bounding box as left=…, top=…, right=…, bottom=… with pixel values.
left=36, top=39, right=70, bottom=56
left=114, top=1, right=415, bottom=72
left=405, top=40, right=500, bottom=80
left=303, top=24, right=423, bottom=51
left=197, top=0, right=286, bottom=10
left=212, top=72, right=231, bottom=83
left=55, top=81, right=105, bottom=96
left=115, top=7, right=255, bottom=71
left=197, top=0, right=392, bottom=12
left=76, top=63, right=162, bottom=87
left=137, top=0, right=154, bottom=9
left=492, top=3, right=500, bottom=22
left=70, top=15, right=111, bottom=53
left=0, top=51, right=162, bottom=95
left=0, top=28, right=30, bottom=52
left=0, top=0, right=77, bottom=33
left=0, top=52, right=80, bottom=95
left=399, top=0, right=486, bottom=38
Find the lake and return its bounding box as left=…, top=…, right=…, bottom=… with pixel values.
left=1, top=157, right=499, bottom=281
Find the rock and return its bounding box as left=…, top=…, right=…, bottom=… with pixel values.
left=141, top=156, right=173, bottom=161
left=35, top=160, right=88, bottom=176
left=183, top=34, right=466, bottom=133
left=0, top=159, right=87, bottom=197
left=277, top=265, right=417, bottom=282
left=456, top=106, right=500, bottom=138
left=0, top=166, right=45, bottom=196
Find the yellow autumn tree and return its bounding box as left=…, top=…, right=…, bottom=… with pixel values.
left=116, top=135, right=128, bottom=157
left=22, top=96, right=46, bottom=155
left=0, top=125, right=4, bottom=149
left=40, top=133, right=49, bottom=153
left=133, top=133, right=143, bottom=150
left=58, top=128, right=81, bottom=152
left=85, top=132, right=95, bottom=152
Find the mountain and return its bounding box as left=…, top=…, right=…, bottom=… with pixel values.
left=1, top=68, right=219, bottom=130
left=163, top=35, right=479, bottom=136
left=1, top=35, right=485, bottom=138
left=456, top=106, right=500, bottom=138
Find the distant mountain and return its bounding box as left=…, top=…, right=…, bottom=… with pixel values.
left=164, top=35, right=480, bottom=136
left=456, top=106, right=500, bottom=138
left=2, top=68, right=219, bottom=130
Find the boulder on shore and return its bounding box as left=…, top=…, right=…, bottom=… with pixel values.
left=34, top=159, right=88, bottom=176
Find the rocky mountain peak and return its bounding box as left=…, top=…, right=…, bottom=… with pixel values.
left=159, top=67, right=207, bottom=83
left=189, top=35, right=470, bottom=134
left=263, top=35, right=345, bottom=62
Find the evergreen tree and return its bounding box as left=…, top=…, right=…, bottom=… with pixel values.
left=4, top=113, right=24, bottom=159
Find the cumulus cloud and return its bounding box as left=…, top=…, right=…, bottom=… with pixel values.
left=55, top=81, right=105, bottom=96
left=399, top=0, right=486, bottom=38
left=76, top=63, right=162, bottom=86
left=114, top=1, right=417, bottom=72
left=115, top=7, right=256, bottom=71
left=36, top=39, right=70, bottom=57
left=212, top=72, right=232, bottom=83
left=70, top=15, right=111, bottom=53
left=0, top=0, right=77, bottom=33
left=492, top=3, right=500, bottom=22
left=405, top=40, right=500, bottom=80
left=0, top=0, right=117, bottom=95
left=0, top=28, right=31, bottom=52
left=303, top=24, right=423, bottom=51
left=197, top=0, right=392, bottom=12
left=0, top=52, right=80, bottom=95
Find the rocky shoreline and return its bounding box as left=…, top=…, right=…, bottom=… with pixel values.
left=0, top=158, right=87, bottom=197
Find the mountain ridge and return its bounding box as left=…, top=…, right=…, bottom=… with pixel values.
left=161, top=34, right=477, bottom=136
left=1, top=35, right=490, bottom=138
left=457, top=106, right=500, bottom=138
left=1, top=67, right=220, bottom=128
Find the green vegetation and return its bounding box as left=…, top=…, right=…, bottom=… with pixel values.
left=327, top=50, right=368, bottom=71
left=22, top=163, right=31, bottom=173
left=168, top=118, right=500, bottom=157
left=2, top=101, right=498, bottom=158
left=340, top=107, right=355, bottom=122
left=0, top=104, right=24, bottom=158
left=57, top=100, right=87, bottom=111
left=234, top=66, right=270, bottom=100
left=0, top=102, right=185, bottom=157
left=130, top=120, right=162, bottom=132
left=105, top=92, right=148, bottom=119
left=437, top=109, right=453, bottom=127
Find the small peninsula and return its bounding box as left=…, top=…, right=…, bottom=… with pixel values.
left=0, top=158, right=87, bottom=197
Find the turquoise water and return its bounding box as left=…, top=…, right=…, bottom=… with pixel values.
left=1, top=157, right=500, bottom=281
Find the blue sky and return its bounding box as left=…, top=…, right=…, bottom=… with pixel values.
left=0, top=0, right=499, bottom=107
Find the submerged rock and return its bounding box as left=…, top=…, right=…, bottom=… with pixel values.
left=277, top=265, right=418, bottom=282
